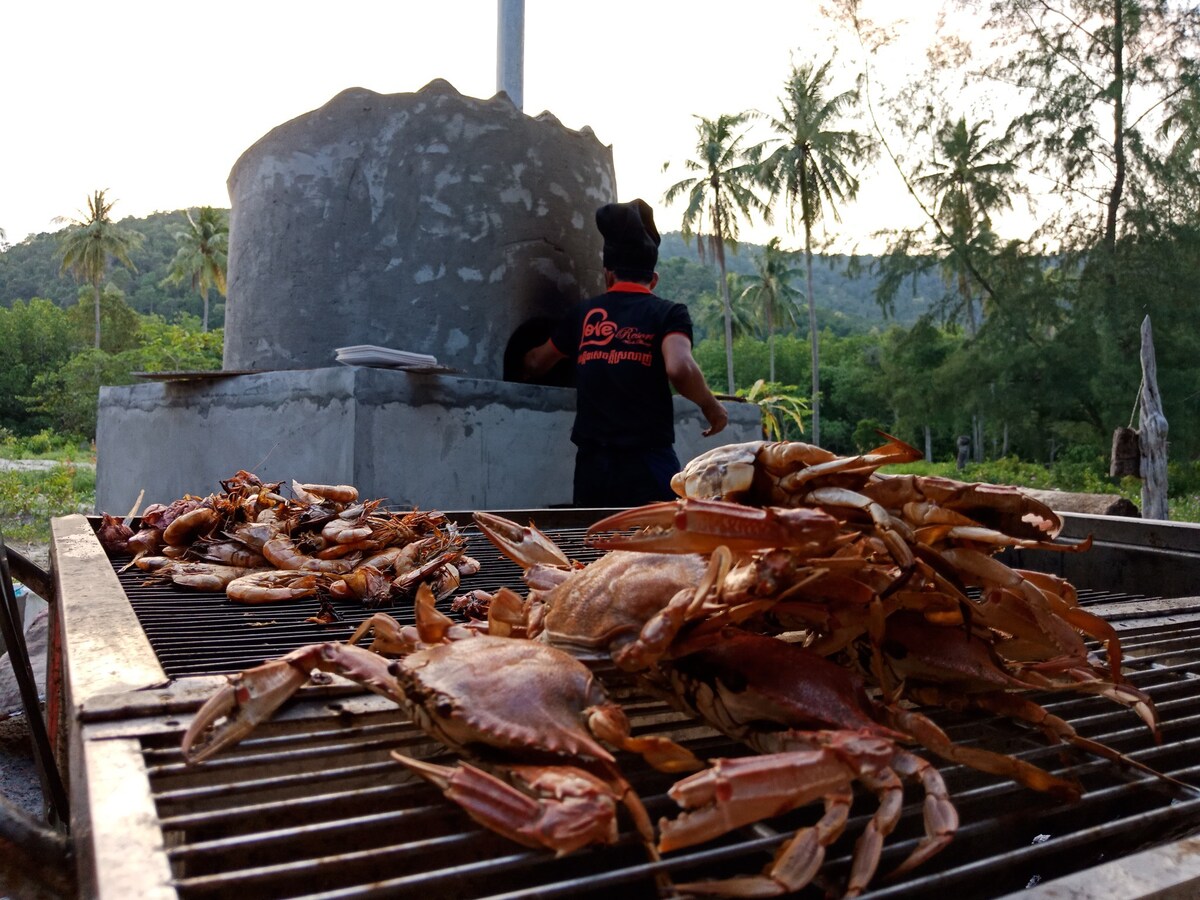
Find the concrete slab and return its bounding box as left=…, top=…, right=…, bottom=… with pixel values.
left=95, top=367, right=763, bottom=514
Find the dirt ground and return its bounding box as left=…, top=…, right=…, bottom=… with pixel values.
left=0, top=460, right=93, bottom=474
left=0, top=714, right=44, bottom=816
left=1, top=671, right=55, bottom=900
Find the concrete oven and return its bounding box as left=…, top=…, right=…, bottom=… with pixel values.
left=95, top=81, right=760, bottom=513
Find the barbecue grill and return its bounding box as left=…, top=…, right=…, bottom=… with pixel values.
left=46, top=510, right=1200, bottom=899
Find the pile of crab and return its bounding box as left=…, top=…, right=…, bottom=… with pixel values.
left=98, top=470, right=475, bottom=608
left=180, top=439, right=1192, bottom=898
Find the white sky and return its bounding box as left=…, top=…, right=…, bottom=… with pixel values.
left=2, top=1, right=978, bottom=254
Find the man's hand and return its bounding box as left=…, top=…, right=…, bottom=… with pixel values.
left=700, top=398, right=728, bottom=437
left=523, top=339, right=566, bottom=381
left=663, top=334, right=730, bottom=438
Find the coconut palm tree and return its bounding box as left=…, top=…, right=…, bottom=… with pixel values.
left=690, top=282, right=758, bottom=345
left=758, top=59, right=868, bottom=446
left=56, top=190, right=143, bottom=349
left=161, top=207, right=229, bottom=332
left=915, top=116, right=1016, bottom=335
left=664, top=112, right=771, bottom=394
left=738, top=238, right=804, bottom=382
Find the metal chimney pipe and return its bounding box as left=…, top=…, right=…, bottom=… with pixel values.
left=497, top=0, right=524, bottom=110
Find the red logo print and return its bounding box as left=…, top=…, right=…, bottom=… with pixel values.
left=580, top=308, right=618, bottom=348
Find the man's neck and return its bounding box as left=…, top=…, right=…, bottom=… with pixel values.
left=607, top=280, right=653, bottom=294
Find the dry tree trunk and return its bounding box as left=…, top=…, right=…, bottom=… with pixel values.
left=1139, top=315, right=1169, bottom=520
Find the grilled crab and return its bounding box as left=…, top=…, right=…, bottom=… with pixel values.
left=669, top=435, right=1072, bottom=566
left=468, top=511, right=1081, bottom=897
left=853, top=611, right=1194, bottom=792
left=648, top=628, right=1097, bottom=898
left=182, top=585, right=700, bottom=869
left=671, top=434, right=924, bottom=507
left=472, top=500, right=843, bottom=670
left=668, top=438, right=933, bottom=612
left=665, top=440, right=1112, bottom=687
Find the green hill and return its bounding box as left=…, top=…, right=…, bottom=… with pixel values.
left=655, top=232, right=936, bottom=328
left=0, top=210, right=222, bottom=326
left=0, top=210, right=938, bottom=331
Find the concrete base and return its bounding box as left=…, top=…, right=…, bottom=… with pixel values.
left=95, top=368, right=762, bottom=514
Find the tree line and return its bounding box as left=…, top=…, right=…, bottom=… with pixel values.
left=0, top=204, right=228, bottom=330
left=656, top=0, right=1200, bottom=467
left=0, top=195, right=226, bottom=439
left=1, top=0, right=1197, bottom=473
left=0, top=201, right=934, bottom=446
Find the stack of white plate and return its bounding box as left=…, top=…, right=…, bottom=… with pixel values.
left=334, top=345, right=439, bottom=368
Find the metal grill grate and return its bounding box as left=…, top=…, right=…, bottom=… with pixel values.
left=137, top=638, right=1200, bottom=900
left=111, top=525, right=606, bottom=677
left=87, top=517, right=1200, bottom=898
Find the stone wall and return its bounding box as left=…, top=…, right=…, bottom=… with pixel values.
left=223, top=81, right=616, bottom=379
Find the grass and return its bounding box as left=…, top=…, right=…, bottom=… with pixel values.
left=0, top=430, right=97, bottom=544
left=0, top=465, right=96, bottom=544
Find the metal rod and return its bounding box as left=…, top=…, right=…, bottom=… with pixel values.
left=497, top=0, right=525, bottom=109
left=0, top=530, right=70, bottom=825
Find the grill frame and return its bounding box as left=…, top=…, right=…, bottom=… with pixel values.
left=48, top=511, right=1200, bottom=899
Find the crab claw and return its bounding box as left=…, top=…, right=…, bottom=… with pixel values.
left=393, top=756, right=619, bottom=855
left=181, top=657, right=311, bottom=763
left=473, top=512, right=572, bottom=569
left=586, top=499, right=842, bottom=555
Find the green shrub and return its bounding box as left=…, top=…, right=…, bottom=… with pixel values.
left=0, top=428, right=87, bottom=460
left=0, top=463, right=95, bottom=543
left=1168, top=459, right=1200, bottom=497
left=1173, top=493, right=1200, bottom=523
left=25, top=430, right=54, bottom=455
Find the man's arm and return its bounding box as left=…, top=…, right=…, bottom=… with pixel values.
left=523, top=339, right=567, bottom=381
left=662, top=333, right=728, bottom=437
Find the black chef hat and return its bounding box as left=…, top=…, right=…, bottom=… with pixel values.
left=596, top=199, right=661, bottom=280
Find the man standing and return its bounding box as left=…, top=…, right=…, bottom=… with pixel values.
left=524, top=198, right=728, bottom=507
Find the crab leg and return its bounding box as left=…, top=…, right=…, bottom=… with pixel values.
left=914, top=524, right=1091, bottom=553
left=789, top=433, right=923, bottom=481
left=659, top=732, right=938, bottom=898
left=942, top=546, right=1124, bottom=680
left=394, top=757, right=620, bottom=855
left=182, top=641, right=405, bottom=763
left=680, top=792, right=853, bottom=898
left=889, top=702, right=1080, bottom=795
left=906, top=686, right=1196, bottom=793
left=1015, top=667, right=1159, bottom=735
left=884, top=750, right=958, bottom=879
left=586, top=498, right=841, bottom=555
left=659, top=749, right=863, bottom=851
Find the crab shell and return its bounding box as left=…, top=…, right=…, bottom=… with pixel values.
left=531, top=551, right=710, bottom=658
left=393, top=635, right=619, bottom=766
left=673, top=435, right=924, bottom=506
left=663, top=629, right=905, bottom=742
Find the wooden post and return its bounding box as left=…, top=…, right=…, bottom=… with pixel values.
left=956, top=435, right=970, bottom=470
left=1110, top=426, right=1140, bottom=477
left=1139, top=315, right=1169, bottom=520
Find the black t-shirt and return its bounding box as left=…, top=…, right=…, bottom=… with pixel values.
left=550, top=286, right=694, bottom=449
